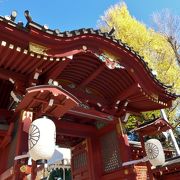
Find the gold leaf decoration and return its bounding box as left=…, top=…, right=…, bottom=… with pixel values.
left=29, top=42, right=48, bottom=55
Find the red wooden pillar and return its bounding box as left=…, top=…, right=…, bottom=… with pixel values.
left=13, top=114, right=23, bottom=179
left=13, top=111, right=32, bottom=179
left=31, top=160, right=37, bottom=180
left=0, top=145, right=10, bottom=174
left=89, top=136, right=102, bottom=179
left=116, top=118, right=131, bottom=163
left=87, top=137, right=101, bottom=180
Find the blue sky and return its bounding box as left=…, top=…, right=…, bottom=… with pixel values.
left=0, top=0, right=180, bottom=31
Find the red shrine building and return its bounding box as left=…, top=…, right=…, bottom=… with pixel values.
left=0, top=11, right=180, bottom=180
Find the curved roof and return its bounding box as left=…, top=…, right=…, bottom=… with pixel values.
left=0, top=15, right=177, bottom=114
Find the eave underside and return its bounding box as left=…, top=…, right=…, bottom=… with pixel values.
left=0, top=41, right=173, bottom=114
left=0, top=19, right=177, bottom=148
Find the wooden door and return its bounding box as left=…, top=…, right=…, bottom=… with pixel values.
left=71, top=140, right=92, bottom=180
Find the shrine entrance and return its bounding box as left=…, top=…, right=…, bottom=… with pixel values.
left=70, top=124, right=135, bottom=180
left=12, top=84, right=134, bottom=180
left=0, top=14, right=178, bottom=179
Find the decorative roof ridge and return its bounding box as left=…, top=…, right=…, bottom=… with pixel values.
left=26, top=22, right=179, bottom=98
left=0, top=15, right=178, bottom=98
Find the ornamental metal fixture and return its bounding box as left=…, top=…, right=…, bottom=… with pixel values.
left=79, top=102, right=90, bottom=109
left=94, top=53, right=125, bottom=70
left=29, top=42, right=49, bottom=55
left=68, top=83, right=76, bottom=89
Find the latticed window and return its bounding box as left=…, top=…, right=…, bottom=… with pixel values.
left=100, top=130, right=122, bottom=173
left=73, top=151, right=87, bottom=170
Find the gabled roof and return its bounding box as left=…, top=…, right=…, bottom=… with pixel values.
left=0, top=15, right=177, bottom=114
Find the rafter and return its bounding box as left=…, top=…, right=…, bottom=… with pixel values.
left=45, top=59, right=71, bottom=81
left=116, top=105, right=141, bottom=117
left=0, top=131, right=6, bottom=137
left=0, top=68, right=25, bottom=82
left=0, top=109, right=13, bottom=119
left=29, top=69, right=42, bottom=86
left=0, top=122, right=14, bottom=149
left=111, top=83, right=139, bottom=107
left=63, top=86, right=108, bottom=108
left=77, top=64, right=105, bottom=89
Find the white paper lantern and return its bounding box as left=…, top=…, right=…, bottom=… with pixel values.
left=145, top=139, right=165, bottom=167
left=28, top=116, right=56, bottom=164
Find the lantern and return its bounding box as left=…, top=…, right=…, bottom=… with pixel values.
left=28, top=116, right=56, bottom=164
left=145, top=139, right=165, bottom=167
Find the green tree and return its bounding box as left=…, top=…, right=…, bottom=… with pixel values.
left=98, top=2, right=180, bottom=126
left=48, top=168, right=63, bottom=180
left=152, top=9, right=180, bottom=126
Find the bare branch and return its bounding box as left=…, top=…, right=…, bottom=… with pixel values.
left=152, top=9, right=180, bottom=66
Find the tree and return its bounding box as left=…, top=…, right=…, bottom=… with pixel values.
left=48, top=168, right=63, bottom=180
left=152, top=9, right=180, bottom=66
left=152, top=9, right=180, bottom=126
left=98, top=2, right=180, bottom=127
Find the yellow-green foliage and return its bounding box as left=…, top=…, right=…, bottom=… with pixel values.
left=98, top=2, right=180, bottom=125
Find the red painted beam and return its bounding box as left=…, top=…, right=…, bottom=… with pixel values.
left=16, top=56, right=33, bottom=73
left=0, top=21, right=175, bottom=101
left=0, top=68, right=25, bottom=82
left=4, top=49, right=20, bottom=69
left=46, top=48, right=84, bottom=57
left=45, top=58, right=71, bottom=81
left=111, top=83, right=139, bottom=106
left=0, top=46, right=13, bottom=67
left=0, top=109, right=13, bottom=118
left=16, top=85, right=80, bottom=119
left=0, top=131, right=6, bottom=137
left=115, top=105, right=141, bottom=117
left=68, top=106, right=114, bottom=123
left=0, top=166, right=13, bottom=180
left=77, top=64, right=105, bottom=89
left=55, top=120, right=97, bottom=137
left=0, top=123, right=14, bottom=149
left=63, top=86, right=107, bottom=107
